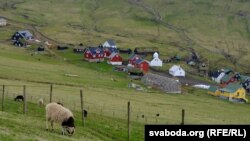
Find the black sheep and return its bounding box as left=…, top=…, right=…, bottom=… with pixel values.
left=14, top=95, right=24, bottom=101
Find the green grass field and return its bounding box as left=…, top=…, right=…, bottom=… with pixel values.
left=0, top=0, right=250, bottom=140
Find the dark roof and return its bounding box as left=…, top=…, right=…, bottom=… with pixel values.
left=107, top=40, right=116, bottom=46
left=220, top=83, right=243, bottom=93
left=17, top=30, right=33, bottom=39
left=86, top=47, right=104, bottom=54
left=135, top=59, right=146, bottom=64
left=211, top=70, right=222, bottom=78
left=105, top=47, right=118, bottom=52
left=128, top=54, right=141, bottom=60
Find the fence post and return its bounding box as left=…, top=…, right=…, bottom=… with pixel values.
left=23, top=85, right=27, bottom=114
left=2, top=85, right=5, bottom=111
left=80, top=89, right=85, bottom=127
left=127, top=101, right=131, bottom=141
left=49, top=84, right=53, bottom=103
left=181, top=109, right=185, bottom=125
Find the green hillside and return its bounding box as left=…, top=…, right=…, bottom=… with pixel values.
left=0, top=0, right=250, bottom=141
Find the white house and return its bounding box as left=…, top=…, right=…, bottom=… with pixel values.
left=150, top=52, right=162, bottom=67
left=103, top=39, right=117, bottom=48
left=0, top=18, right=7, bottom=26
left=169, top=65, right=185, bottom=77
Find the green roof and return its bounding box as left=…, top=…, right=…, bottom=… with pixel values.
left=240, top=75, right=250, bottom=82
left=220, top=83, right=242, bottom=93
left=221, top=75, right=232, bottom=82
left=208, top=86, right=218, bottom=93
left=223, top=68, right=233, bottom=74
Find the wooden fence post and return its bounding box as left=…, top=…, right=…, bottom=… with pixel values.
left=2, top=85, right=5, bottom=111
left=49, top=84, right=53, bottom=103
left=23, top=85, right=27, bottom=114
left=181, top=109, right=185, bottom=125
left=80, top=89, right=85, bottom=127
left=127, top=101, right=131, bottom=141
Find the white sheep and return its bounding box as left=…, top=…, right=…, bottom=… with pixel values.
left=38, top=98, right=45, bottom=106
left=45, top=102, right=75, bottom=135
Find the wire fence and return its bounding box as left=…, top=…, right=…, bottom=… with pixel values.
left=0, top=84, right=186, bottom=125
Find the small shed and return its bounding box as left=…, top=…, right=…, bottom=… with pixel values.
left=0, top=18, right=7, bottom=26
left=150, top=52, right=162, bottom=67
left=107, top=52, right=123, bottom=65
left=103, top=39, right=117, bottom=48
left=169, top=65, right=185, bottom=77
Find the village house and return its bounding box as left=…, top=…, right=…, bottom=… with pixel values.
left=149, top=52, right=162, bottom=67
left=208, top=83, right=248, bottom=102
left=169, top=65, right=185, bottom=77
left=104, top=47, right=118, bottom=57
left=127, top=54, right=141, bottom=67
left=83, top=47, right=104, bottom=62
left=107, top=52, right=122, bottom=65
left=11, top=30, right=34, bottom=47
left=103, top=39, right=117, bottom=48
left=134, top=59, right=149, bottom=73
left=210, top=69, right=234, bottom=83
left=0, top=18, right=7, bottom=26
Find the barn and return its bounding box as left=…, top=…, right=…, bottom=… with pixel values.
left=83, top=47, right=104, bottom=62
left=103, top=39, right=117, bottom=48
left=0, top=18, right=7, bottom=26
left=107, top=52, right=122, bottom=65
left=134, top=59, right=149, bottom=73
left=149, top=52, right=162, bottom=67
left=169, top=65, right=185, bottom=77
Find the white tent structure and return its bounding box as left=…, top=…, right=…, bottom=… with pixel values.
left=169, top=65, right=185, bottom=77
left=150, top=52, right=162, bottom=67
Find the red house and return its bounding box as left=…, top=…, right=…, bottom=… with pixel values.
left=134, top=59, right=149, bottom=73
left=128, top=54, right=141, bottom=66
left=107, top=53, right=123, bottom=65
left=104, top=47, right=118, bottom=58
left=84, top=47, right=104, bottom=62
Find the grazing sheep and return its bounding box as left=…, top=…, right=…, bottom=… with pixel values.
left=38, top=98, right=45, bottom=106
left=83, top=110, right=88, bottom=118
left=14, top=95, right=24, bottom=101
left=46, top=102, right=75, bottom=135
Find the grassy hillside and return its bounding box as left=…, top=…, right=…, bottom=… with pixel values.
left=0, top=0, right=250, bottom=140
left=1, top=0, right=250, bottom=71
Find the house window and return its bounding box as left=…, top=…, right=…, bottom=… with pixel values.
left=237, top=92, right=240, bottom=96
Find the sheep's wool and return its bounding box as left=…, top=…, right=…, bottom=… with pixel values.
left=46, top=103, right=73, bottom=123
